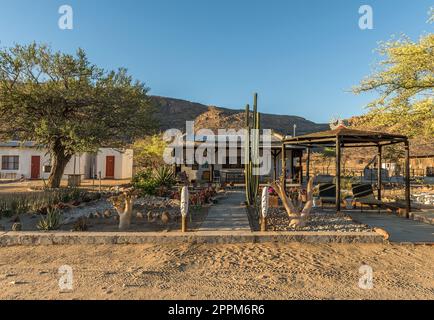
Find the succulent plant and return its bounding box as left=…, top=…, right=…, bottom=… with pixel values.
left=37, top=207, right=62, bottom=231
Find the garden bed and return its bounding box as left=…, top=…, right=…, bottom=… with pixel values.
left=0, top=190, right=211, bottom=233
left=266, top=208, right=374, bottom=232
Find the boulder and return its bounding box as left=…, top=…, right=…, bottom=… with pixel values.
left=136, top=212, right=144, bottom=219
left=161, top=211, right=171, bottom=224
left=103, top=209, right=112, bottom=219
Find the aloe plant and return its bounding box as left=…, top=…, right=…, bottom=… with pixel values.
left=37, top=207, right=63, bottom=231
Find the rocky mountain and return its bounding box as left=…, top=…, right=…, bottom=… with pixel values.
left=151, top=96, right=328, bottom=135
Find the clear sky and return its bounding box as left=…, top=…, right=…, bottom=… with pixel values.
left=0, top=0, right=432, bottom=122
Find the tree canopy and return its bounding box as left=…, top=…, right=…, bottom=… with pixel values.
left=0, top=43, right=156, bottom=187
left=353, top=11, right=433, bottom=139
left=133, top=134, right=167, bottom=169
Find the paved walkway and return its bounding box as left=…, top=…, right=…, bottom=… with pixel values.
left=346, top=211, right=434, bottom=243
left=199, top=190, right=251, bottom=231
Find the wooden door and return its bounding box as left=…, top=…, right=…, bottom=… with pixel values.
left=105, top=156, right=115, bottom=178
left=31, top=156, right=40, bottom=179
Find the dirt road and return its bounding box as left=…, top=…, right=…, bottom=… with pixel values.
left=0, top=243, right=433, bottom=300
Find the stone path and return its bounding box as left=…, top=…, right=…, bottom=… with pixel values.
left=346, top=211, right=434, bottom=243
left=199, top=190, right=251, bottom=231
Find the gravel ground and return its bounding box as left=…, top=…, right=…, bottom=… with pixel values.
left=0, top=243, right=433, bottom=300
left=0, top=196, right=208, bottom=232
left=267, top=208, right=374, bottom=232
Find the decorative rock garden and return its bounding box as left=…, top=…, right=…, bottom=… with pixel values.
left=411, top=192, right=434, bottom=207
left=266, top=208, right=374, bottom=232
left=0, top=185, right=221, bottom=233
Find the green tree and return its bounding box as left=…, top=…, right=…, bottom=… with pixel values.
left=0, top=43, right=155, bottom=187
left=320, top=147, right=335, bottom=174
left=133, top=134, right=167, bottom=169
left=353, top=10, right=433, bottom=138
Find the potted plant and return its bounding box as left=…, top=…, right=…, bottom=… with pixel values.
left=268, top=187, right=279, bottom=208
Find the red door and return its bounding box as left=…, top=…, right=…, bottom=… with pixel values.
left=31, top=156, right=40, bottom=179
left=106, top=156, right=115, bottom=178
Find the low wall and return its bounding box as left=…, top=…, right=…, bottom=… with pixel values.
left=0, top=230, right=386, bottom=246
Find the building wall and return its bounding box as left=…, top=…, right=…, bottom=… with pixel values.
left=179, top=150, right=297, bottom=183
left=0, top=147, right=50, bottom=179
left=95, top=148, right=133, bottom=179
left=0, top=147, right=133, bottom=180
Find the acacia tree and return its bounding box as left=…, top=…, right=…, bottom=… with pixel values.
left=0, top=43, right=155, bottom=187
left=353, top=10, right=433, bottom=139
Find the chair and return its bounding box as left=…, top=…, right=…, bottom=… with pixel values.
left=352, top=184, right=384, bottom=212
left=318, top=183, right=336, bottom=208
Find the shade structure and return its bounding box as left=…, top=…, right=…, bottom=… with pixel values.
left=282, top=126, right=411, bottom=216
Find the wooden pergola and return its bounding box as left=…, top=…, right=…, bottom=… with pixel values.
left=282, top=126, right=411, bottom=217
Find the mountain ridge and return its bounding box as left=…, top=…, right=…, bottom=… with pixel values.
left=151, top=96, right=329, bottom=135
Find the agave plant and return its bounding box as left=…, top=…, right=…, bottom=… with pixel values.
left=37, top=207, right=63, bottom=231
left=153, top=166, right=175, bottom=187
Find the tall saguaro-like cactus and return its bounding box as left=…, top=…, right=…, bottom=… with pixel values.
left=244, top=93, right=261, bottom=206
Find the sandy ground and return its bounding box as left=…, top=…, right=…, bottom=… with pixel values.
left=0, top=243, right=433, bottom=300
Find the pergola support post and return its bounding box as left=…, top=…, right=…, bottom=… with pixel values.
left=335, top=136, right=341, bottom=213
left=289, top=149, right=294, bottom=183
left=377, top=145, right=382, bottom=201
left=404, top=140, right=411, bottom=218
left=281, top=144, right=286, bottom=191
left=306, top=147, right=311, bottom=182
left=272, top=150, right=277, bottom=181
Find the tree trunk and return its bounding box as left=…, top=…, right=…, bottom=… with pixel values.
left=47, top=144, right=72, bottom=188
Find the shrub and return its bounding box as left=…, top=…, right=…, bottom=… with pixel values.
left=0, top=188, right=88, bottom=218
left=134, top=178, right=159, bottom=196
left=133, top=167, right=175, bottom=196
left=73, top=216, right=89, bottom=231
left=132, top=169, right=153, bottom=183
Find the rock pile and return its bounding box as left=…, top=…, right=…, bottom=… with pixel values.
left=267, top=208, right=373, bottom=232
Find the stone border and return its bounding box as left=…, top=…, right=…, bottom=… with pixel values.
left=410, top=211, right=434, bottom=225
left=0, top=230, right=386, bottom=246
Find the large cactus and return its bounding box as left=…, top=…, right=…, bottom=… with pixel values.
left=244, top=93, right=261, bottom=206
left=244, top=104, right=252, bottom=204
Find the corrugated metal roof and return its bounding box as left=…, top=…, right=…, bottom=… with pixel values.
left=0, top=141, right=42, bottom=148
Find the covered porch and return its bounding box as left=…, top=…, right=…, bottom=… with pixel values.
left=282, top=126, right=411, bottom=217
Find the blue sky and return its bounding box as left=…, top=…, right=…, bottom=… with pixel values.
left=0, top=0, right=432, bottom=122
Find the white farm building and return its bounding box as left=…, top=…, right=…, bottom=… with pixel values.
left=0, top=141, right=133, bottom=180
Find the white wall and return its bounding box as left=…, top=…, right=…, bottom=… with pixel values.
left=96, top=148, right=133, bottom=179
left=0, top=147, right=50, bottom=179
left=0, top=147, right=133, bottom=180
